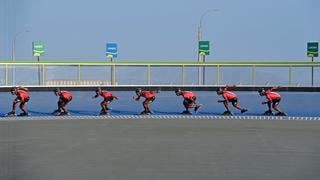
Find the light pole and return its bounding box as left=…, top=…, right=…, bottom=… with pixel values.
left=11, top=30, right=29, bottom=85
left=197, top=9, right=218, bottom=85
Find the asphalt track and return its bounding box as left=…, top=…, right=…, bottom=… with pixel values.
left=1, top=118, right=320, bottom=180
left=1, top=91, right=320, bottom=180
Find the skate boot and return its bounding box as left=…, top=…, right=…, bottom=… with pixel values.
left=5, top=111, right=16, bottom=117
left=263, top=110, right=273, bottom=116
left=52, top=109, right=61, bottom=115
left=194, top=105, right=201, bottom=112
left=58, top=112, right=69, bottom=116
left=222, top=111, right=232, bottom=116
left=275, top=112, right=286, bottom=116
left=18, top=112, right=29, bottom=117
left=140, top=111, right=148, bottom=115
left=241, top=109, right=248, bottom=114
left=181, top=110, right=192, bottom=115
left=99, top=111, right=108, bottom=116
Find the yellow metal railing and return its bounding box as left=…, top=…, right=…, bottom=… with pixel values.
left=1, top=61, right=320, bottom=86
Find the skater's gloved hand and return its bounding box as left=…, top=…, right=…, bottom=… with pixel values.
left=261, top=102, right=268, bottom=104
left=217, top=100, right=225, bottom=103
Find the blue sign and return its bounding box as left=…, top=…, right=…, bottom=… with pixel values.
left=106, top=43, right=118, bottom=58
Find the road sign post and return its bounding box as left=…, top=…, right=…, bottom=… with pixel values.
left=32, top=41, right=44, bottom=85
left=106, top=43, right=118, bottom=85
left=198, top=41, right=210, bottom=85
left=307, top=42, right=318, bottom=86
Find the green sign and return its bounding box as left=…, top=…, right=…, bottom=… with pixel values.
left=32, top=41, right=45, bottom=57
left=307, top=42, right=318, bottom=57
left=199, top=41, right=210, bottom=56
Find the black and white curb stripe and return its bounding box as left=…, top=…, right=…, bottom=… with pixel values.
left=1, top=115, right=320, bottom=121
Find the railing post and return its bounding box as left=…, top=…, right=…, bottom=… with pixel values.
left=252, top=65, right=256, bottom=85
left=112, top=64, right=116, bottom=85
left=5, top=64, right=8, bottom=86
left=37, top=57, right=41, bottom=86
left=42, top=64, right=45, bottom=85
left=216, top=65, right=220, bottom=85
left=312, top=57, right=314, bottom=86
left=77, top=64, right=81, bottom=85
left=182, top=65, right=185, bottom=85
left=147, top=65, right=151, bottom=85
left=289, top=65, right=292, bottom=86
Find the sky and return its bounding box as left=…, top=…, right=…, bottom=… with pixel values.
left=0, top=0, right=319, bottom=61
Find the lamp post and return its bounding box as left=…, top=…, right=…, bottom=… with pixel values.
left=11, top=30, right=29, bottom=85
left=197, top=9, right=218, bottom=85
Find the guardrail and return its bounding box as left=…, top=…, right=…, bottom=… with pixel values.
left=0, top=60, right=319, bottom=86
left=1, top=85, right=320, bottom=92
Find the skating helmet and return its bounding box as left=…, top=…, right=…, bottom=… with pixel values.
left=10, top=87, right=15, bottom=93
left=216, top=88, right=223, bottom=95
left=135, top=88, right=142, bottom=93
left=95, top=87, right=102, bottom=93
left=54, top=88, right=60, bottom=93
left=258, top=88, right=265, bottom=95
left=175, top=88, right=181, bottom=94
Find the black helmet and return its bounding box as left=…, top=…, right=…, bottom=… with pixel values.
left=258, top=88, right=264, bottom=93
left=10, top=87, right=15, bottom=93
left=175, top=88, right=181, bottom=93
left=216, top=88, right=222, bottom=95
left=258, top=88, right=265, bottom=94
left=135, top=88, right=142, bottom=93
left=54, top=88, right=60, bottom=93
left=95, top=87, right=101, bottom=92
